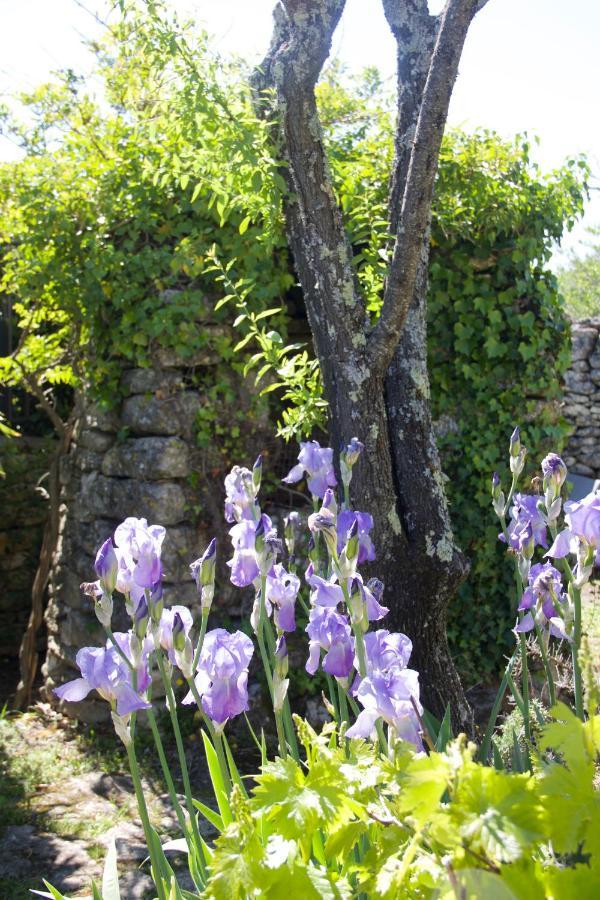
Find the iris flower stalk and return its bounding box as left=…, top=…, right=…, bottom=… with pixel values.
left=106, top=622, right=207, bottom=887
left=547, top=520, right=584, bottom=718
left=155, top=650, right=211, bottom=858
left=182, top=673, right=233, bottom=797
left=257, top=571, right=291, bottom=760
left=499, top=505, right=532, bottom=749
left=101, top=633, right=171, bottom=899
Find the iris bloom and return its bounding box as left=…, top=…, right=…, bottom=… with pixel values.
left=54, top=634, right=151, bottom=715
left=183, top=628, right=254, bottom=726
left=346, top=667, right=423, bottom=749
left=305, top=606, right=354, bottom=678
left=501, top=494, right=547, bottom=550
left=283, top=440, right=337, bottom=499
left=336, top=509, right=375, bottom=564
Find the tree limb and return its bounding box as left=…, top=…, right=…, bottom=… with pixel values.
left=368, top=0, right=480, bottom=375
left=252, top=0, right=367, bottom=364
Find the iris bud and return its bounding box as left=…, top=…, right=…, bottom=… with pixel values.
left=134, top=596, right=149, bottom=641
left=94, top=538, right=118, bottom=596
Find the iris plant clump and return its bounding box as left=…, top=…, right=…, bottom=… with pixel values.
left=52, top=437, right=424, bottom=896
left=484, top=427, right=598, bottom=759
left=48, top=431, right=598, bottom=898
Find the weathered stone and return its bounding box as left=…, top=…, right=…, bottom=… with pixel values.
left=71, top=518, right=118, bottom=556
left=578, top=452, right=600, bottom=469
left=77, top=428, right=115, bottom=453
left=50, top=566, right=89, bottom=610
left=163, top=580, right=199, bottom=607
left=58, top=608, right=105, bottom=649
left=571, top=325, right=598, bottom=361
left=121, top=367, right=184, bottom=395
left=82, top=402, right=120, bottom=433
left=589, top=347, right=600, bottom=369
left=102, top=436, right=190, bottom=480
left=0, top=825, right=101, bottom=891
left=563, top=370, right=594, bottom=394
left=121, top=392, right=202, bottom=438
left=78, top=472, right=187, bottom=524
left=571, top=360, right=591, bottom=374
left=161, top=525, right=204, bottom=582
left=572, top=463, right=595, bottom=476
left=73, top=448, right=104, bottom=472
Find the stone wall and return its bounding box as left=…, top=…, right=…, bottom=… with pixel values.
left=0, top=437, right=54, bottom=657
left=563, top=318, right=600, bottom=478
left=42, top=351, right=273, bottom=718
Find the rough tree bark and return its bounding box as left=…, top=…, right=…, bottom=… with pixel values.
left=254, top=0, right=491, bottom=732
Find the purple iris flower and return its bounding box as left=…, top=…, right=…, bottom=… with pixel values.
left=265, top=564, right=300, bottom=632
left=342, top=438, right=364, bottom=468
left=307, top=573, right=344, bottom=608
left=351, top=627, right=410, bottom=695
left=305, top=606, right=354, bottom=678
left=337, top=510, right=375, bottom=564
left=283, top=440, right=337, bottom=499
left=353, top=574, right=388, bottom=621
left=227, top=520, right=261, bottom=587
left=547, top=491, right=600, bottom=565
left=516, top=562, right=570, bottom=640
left=113, top=518, right=165, bottom=609
left=541, top=454, right=568, bottom=490
left=224, top=466, right=257, bottom=524
left=95, top=538, right=118, bottom=595
left=346, top=668, right=423, bottom=749
left=364, top=629, right=413, bottom=672
left=54, top=635, right=151, bottom=715
left=227, top=514, right=281, bottom=587
left=182, top=628, right=254, bottom=726
left=157, top=605, right=194, bottom=663
left=501, top=494, right=547, bottom=550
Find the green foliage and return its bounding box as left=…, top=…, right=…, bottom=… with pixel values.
left=0, top=1, right=291, bottom=423
left=203, top=707, right=600, bottom=899
left=317, top=71, right=588, bottom=678
left=0, top=4, right=589, bottom=679
left=428, top=132, right=587, bottom=679
left=557, top=229, right=600, bottom=318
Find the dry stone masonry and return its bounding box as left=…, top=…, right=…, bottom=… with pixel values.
left=42, top=351, right=269, bottom=718
left=563, top=318, right=600, bottom=478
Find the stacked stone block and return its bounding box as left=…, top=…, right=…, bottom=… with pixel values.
left=563, top=319, right=600, bottom=478
left=42, top=349, right=267, bottom=718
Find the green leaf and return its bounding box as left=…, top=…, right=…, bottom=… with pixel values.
left=435, top=704, right=453, bottom=751
left=233, top=332, right=255, bottom=352
left=192, top=797, right=224, bottom=832
left=440, top=869, right=518, bottom=899
left=101, top=838, right=121, bottom=900
left=202, top=731, right=233, bottom=826
left=238, top=215, right=251, bottom=234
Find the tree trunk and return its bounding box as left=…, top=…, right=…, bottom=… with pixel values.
left=255, top=0, right=489, bottom=732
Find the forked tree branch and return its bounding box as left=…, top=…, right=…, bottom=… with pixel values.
left=252, top=0, right=367, bottom=361
left=368, top=0, right=483, bottom=375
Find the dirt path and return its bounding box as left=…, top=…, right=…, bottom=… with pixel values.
left=0, top=704, right=216, bottom=898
